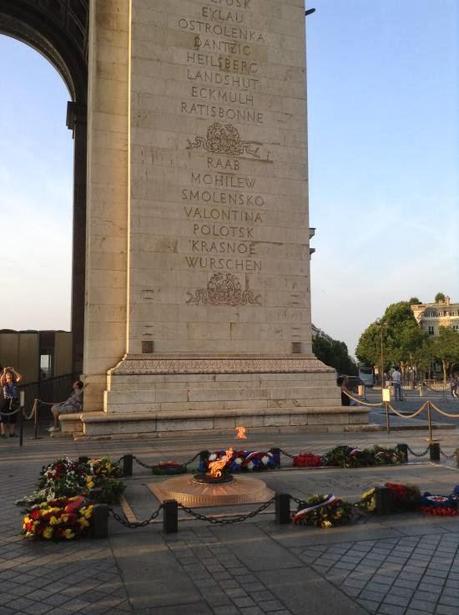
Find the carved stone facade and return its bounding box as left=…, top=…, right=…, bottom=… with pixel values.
left=3, top=0, right=366, bottom=434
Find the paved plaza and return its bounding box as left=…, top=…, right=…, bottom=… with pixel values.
left=1, top=426, right=459, bottom=615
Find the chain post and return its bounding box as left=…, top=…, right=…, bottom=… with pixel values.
left=427, top=401, right=433, bottom=443
left=396, top=443, right=408, bottom=464
left=123, top=454, right=133, bottom=476
left=269, top=448, right=282, bottom=467
left=18, top=391, right=25, bottom=447
left=199, top=449, right=210, bottom=471
left=275, top=493, right=291, bottom=524
left=163, top=499, right=178, bottom=533
left=375, top=487, right=392, bottom=515
left=34, top=400, right=39, bottom=439
left=429, top=442, right=440, bottom=463
left=384, top=401, right=390, bottom=434
left=91, top=504, right=109, bottom=539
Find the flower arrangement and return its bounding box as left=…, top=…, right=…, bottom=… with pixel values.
left=17, top=456, right=125, bottom=507
left=419, top=493, right=459, bottom=516
left=322, top=445, right=404, bottom=468
left=293, top=494, right=354, bottom=528
left=293, top=453, right=323, bottom=467
left=385, top=482, right=420, bottom=511
left=22, top=496, right=94, bottom=541
left=358, top=488, right=377, bottom=513
left=198, top=449, right=280, bottom=474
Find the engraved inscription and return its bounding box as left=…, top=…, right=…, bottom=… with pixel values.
left=186, top=273, right=261, bottom=306
left=178, top=0, right=270, bottom=305
left=186, top=122, right=271, bottom=162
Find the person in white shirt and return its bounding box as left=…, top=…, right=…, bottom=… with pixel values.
left=391, top=368, right=403, bottom=401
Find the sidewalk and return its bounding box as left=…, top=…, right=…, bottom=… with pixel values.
left=1, top=431, right=459, bottom=614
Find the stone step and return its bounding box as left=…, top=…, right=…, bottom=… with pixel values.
left=64, top=406, right=369, bottom=438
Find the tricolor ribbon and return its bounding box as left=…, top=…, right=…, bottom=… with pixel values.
left=293, top=494, right=337, bottom=522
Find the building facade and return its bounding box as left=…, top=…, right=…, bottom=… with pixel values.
left=411, top=297, right=459, bottom=336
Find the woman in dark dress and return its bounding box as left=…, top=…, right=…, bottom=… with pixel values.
left=0, top=367, right=22, bottom=438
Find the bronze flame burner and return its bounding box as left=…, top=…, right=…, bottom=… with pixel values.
left=193, top=473, right=234, bottom=485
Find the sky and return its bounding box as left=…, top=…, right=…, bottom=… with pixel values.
left=0, top=36, right=73, bottom=331
left=0, top=1, right=458, bottom=353
left=307, top=0, right=458, bottom=354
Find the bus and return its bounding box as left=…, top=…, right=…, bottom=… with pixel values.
left=358, top=364, right=374, bottom=387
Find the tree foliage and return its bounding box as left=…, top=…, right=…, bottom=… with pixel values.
left=313, top=334, right=357, bottom=375
left=431, top=326, right=459, bottom=383
left=356, top=301, right=428, bottom=373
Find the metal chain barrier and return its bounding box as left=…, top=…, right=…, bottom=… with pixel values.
left=387, top=401, right=429, bottom=420
left=342, top=389, right=384, bottom=407
left=108, top=504, right=164, bottom=529
left=129, top=452, right=200, bottom=471
left=132, top=455, right=156, bottom=470
left=178, top=496, right=275, bottom=525
left=406, top=445, right=430, bottom=458
left=428, top=401, right=459, bottom=420
left=182, top=452, right=201, bottom=467
left=440, top=449, right=457, bottom=460
left=278, top=448, right=295, bottom=459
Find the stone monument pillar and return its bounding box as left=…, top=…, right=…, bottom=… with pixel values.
left=74, top=0, right=368, bottom=437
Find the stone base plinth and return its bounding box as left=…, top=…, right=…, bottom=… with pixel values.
left=60, top=405, right=369, bottom=439
left=104, top=354, right=343, bottom=415
left=63, top=355, right=370, bottom=438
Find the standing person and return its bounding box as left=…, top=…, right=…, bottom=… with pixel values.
left=48, top=380, right=84, bottom=433
left=391, top=367, right=403, bottom=401
left=450, top=374, right=458, bottom=399
left=337, top=376, right=351, bottom=406
left=0, top=367, right=22, bottom=438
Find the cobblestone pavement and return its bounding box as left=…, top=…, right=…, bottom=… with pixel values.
left=1, top=429, right=459, bottom=614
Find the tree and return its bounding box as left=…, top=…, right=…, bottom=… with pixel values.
left=313, top=333, right=357, bottom=375
left=355, top=322, right=382, bottom=368
left=431, top=326, right=459, bottom=384
left=356, top=301, right=428, bottom=379
left=435, top=292, right=446, bottom=303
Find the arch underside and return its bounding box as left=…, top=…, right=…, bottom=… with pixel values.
left=0, top=0, right=89, bottom=373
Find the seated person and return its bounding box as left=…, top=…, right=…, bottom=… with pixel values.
left=48, top=380, right=84, bottom=432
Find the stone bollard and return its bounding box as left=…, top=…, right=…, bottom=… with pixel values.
left=199, top=450, right=210, bottom=472
left=269, top=448, right=282, bottom=468
left=429, top=443, right=440, bottom=463
left=275, top=493, right=291, bottom=524
left=91, top=504, right=109, bottom=539
left=122, top=454, right=133, bottom=476
left=375, top=487, right=393, bottom=515
left=396, top=444, right=408, bottom=464
left=163, top=499, right=178, bottom=534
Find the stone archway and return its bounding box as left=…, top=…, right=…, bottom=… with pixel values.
left=0, top=0, right=89, bottom=373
